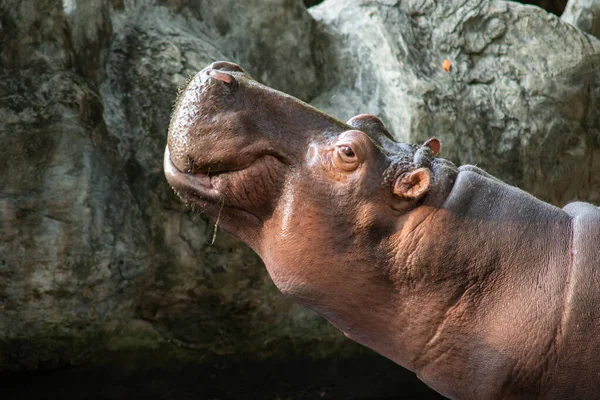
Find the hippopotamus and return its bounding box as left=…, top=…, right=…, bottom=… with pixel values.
left=164, top=61, right=600, bottom=399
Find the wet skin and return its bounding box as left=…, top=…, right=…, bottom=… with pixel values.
left=164, top=61, right=600, bottom=399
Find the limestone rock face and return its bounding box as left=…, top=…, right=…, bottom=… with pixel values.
left=1, top=0, right=599, bottom=393
left=0, top=0, right=149, bottom=369
left=562, top=0, right=600, bottom=38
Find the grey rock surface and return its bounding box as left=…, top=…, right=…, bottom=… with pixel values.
left=1, top=0, right=599, bottom=380
left=0, top=0, right=149, bottom=369
left=562, top=0, right=600, bottom=38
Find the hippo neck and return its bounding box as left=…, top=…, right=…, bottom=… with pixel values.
left=386, top=169, right=573, bottom=398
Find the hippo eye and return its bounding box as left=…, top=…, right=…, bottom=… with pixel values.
left=333, top=144, right=359, bottom=171
left=340, top=146, right=355, bottom=158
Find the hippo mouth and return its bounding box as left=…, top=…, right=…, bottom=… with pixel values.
left=164, top=146, right=286, bottom=222
left=164, top=145, right=225, bottom=202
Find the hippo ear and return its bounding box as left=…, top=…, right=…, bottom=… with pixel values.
left=393, top=168, right=431, bottom=200
left=423, top=138, right=441, bottom=156
left=423, top=138, right=442, bottom=157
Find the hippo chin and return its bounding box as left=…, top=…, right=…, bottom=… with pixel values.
left=164, top=61, right=600, bottom=399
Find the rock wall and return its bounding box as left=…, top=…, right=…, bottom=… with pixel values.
left=1, top=0, right=599, bottom=393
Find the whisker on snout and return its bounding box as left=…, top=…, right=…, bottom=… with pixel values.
left=210, top=197, right=225, bottom=246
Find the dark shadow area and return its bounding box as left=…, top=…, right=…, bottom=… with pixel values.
left=304, top=0, right=324, bottom=8
left=1, top=353, right=443, bottom=400
left=515, top=0, right=567, bottom=15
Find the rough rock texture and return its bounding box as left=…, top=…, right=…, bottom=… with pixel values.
left=0, top=0, right=149, bottom=368
left=1, top=0, right=600, bottom=397
left=562, top=0, right=600, bottom=37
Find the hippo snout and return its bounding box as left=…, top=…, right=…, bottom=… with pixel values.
left=167, top=62, right=250, bottom=173
left=166, top=60, right=371, bottom=239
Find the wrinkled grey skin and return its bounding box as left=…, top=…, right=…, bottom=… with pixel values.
left=165, top=62, right=600, bottom=399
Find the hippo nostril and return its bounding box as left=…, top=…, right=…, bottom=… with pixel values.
left=209, top=70, right=234, bottom=84
left=209, top=61, right=245, bottom=73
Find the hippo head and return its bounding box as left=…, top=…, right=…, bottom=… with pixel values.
left=165, top=61, right=454, bottom=339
